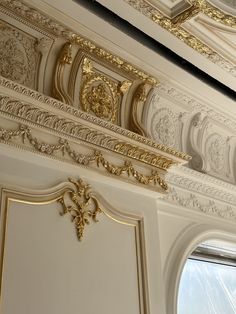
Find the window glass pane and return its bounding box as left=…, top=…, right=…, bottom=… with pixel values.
left=178, top=259, right=236, bottom=314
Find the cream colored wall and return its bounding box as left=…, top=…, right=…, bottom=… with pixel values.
left=1, top=141, right=236, bottom=314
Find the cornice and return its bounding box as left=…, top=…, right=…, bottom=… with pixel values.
left=0, top=77, right=189, bottom=192
left=0, top=0, right=158, bottom=85
left=166, top=166, right=236, bottom=205
left=0, top=77, right=191, bottom=162
left=124, top=0, right=236, bottom=77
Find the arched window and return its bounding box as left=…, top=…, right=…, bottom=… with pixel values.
left=178, top=240, right=236, bottom=314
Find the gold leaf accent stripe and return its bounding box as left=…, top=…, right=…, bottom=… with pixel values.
left=0, top=124, right=168, bottom=191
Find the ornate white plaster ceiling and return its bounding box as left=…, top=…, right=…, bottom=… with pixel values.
left=95, top=0, right=236, bottom=91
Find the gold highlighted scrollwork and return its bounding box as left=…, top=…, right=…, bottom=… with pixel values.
left=59, top=42, right=73, bottom=64
left=0, top=124, right=168, bottom=191
left=70, top=36, right=158, bottom=85
left=130, top=82, right=151, bottom=137
left=58, top=178, right=102, bottom=240
left=53, top=42, right=73, bottom=106
left=80, top=58, right=120, bottom=123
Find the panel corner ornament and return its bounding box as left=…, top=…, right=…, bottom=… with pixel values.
left=58, top=178, right=102, bottom=241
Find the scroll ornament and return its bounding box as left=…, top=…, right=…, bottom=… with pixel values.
left=58, top=178, right=102, bottom=241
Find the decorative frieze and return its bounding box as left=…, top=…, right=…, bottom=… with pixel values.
left=0, top=77, right=189, bottom=193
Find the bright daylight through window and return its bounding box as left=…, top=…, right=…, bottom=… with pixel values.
left=178, top=240, right=236, bottom=314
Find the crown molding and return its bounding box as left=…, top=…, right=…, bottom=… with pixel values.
left=0, top=76, right=189, bottom=192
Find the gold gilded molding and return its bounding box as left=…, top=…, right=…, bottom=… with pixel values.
left=80, top=58, right=121, bottom=123
left=0, top=124, right=168, bottom=191
left=114, top=142, right=174, bottom=169
left=172, top=1, right=201, bottom=25
left=58, top=178, right=102, bottom=240
left=0, top=78, right=191, bottom=162
left=191, top=0, right=236, bottom=28
left=70, top=35, right=158, bottom=85
left=59, top=42, right=73, bottom=64
left=125, top=0, right=236, bottom=76
left=53, top=42, right=74, bottom=106
left=172, top=1, right=236, bottom=28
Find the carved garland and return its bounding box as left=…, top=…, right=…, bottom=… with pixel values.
left=0, top=95, right=181, bottom=169
left=165, top=187, right=236, bottom=221
left=0, top=124, right=168, bottom=191
left=58, top=178, right=102, bottom=240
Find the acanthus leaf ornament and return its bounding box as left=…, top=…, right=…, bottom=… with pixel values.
left=58, top=178, right=102, bottom=241
left=80, top=58, right=122, bottom=123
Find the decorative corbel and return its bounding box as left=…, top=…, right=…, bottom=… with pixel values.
left=53, top=42, right=74, bottom=106
left=129, top=82, right=153, bottom=137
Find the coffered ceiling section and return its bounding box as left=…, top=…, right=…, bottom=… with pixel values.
left=96, top=0, right=236, bottom=91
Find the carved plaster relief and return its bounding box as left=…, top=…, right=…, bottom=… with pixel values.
left=53, top=41, right=156, bottom=131
left=145, top=82, right=236, bottom=184
left=206, top=134, right=226, bottom=173
left=151, top=108, right=177, bottom=148
left=183, top=15, right=236, bottom=67
left=163, top=165, right=236, bottom=222
left=0, top=20, right=38, bottom=88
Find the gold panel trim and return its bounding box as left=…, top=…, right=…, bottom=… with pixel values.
left=0, top=180, right=150, bottom=314
left=0, top=124, right=168, bottom=191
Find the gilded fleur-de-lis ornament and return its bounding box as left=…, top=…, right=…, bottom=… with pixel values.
left=58, top=178, right=102, bottom=241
